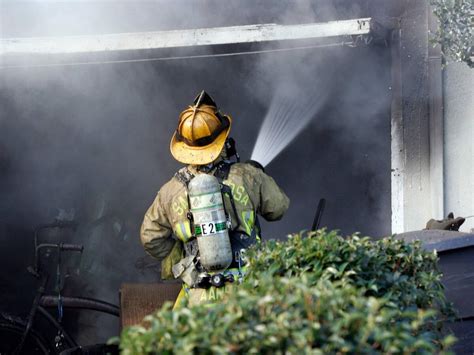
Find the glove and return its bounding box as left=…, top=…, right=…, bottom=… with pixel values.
left=425, top=212, right=465, bottom=231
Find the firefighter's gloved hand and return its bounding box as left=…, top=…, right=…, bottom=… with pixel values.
left=425, top=212, right=465, bottom=231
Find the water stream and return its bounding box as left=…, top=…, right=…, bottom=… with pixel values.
left=251, top=88, right=327, bottom=167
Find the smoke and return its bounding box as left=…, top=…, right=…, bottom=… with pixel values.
left=1, top=0, right=394, bottom=344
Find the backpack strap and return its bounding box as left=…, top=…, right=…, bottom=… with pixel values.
left=214, top=162, right=246, bottom=234
left=174, top=167, right=196, bottom=242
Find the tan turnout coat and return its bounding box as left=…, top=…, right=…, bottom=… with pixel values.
left=140, top=162, right=289, bottom=283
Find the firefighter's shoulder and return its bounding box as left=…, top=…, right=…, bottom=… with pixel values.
left=230, top=161, right=265, bottom=176
left=155, top=170, right=188, bottom=205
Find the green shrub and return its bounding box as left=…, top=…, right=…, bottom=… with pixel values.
left=246, top=231, right=453, bottom=317
left=119, top=230, right=456, bottom=354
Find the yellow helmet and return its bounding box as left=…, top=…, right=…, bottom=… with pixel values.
left=170, top=91, right=232, bottom=165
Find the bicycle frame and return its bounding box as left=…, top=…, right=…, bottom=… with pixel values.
left=5, top=300, right=120, bottom=355
left=40, top=296, right=120, bottom=317
left=11, top=220, right=120, bottom=354
left=35, top=296, right=120, bottom=350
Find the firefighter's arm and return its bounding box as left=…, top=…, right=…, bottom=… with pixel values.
left=140, top=191, right=176, bottom=261
left=257, top=169, right=290, bottom=221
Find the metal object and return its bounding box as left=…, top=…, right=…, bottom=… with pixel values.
left=188, top=174, right=233, bottom=272
left=311, top=198, right=326, bottom=231
left=210, top=273, right=234, bottom=288
left=1, top=18, right=373, bottom=55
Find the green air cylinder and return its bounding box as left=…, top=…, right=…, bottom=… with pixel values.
left=188, top=174, right=232, bottom=272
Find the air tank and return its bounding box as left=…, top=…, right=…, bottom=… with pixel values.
left=188, top=174, right=232, bottom=272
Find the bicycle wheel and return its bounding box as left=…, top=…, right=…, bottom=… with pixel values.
left=0, top=313, right=52, bottom=355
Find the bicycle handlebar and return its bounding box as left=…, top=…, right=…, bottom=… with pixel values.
left=60, top=244, right=84, bottom=252
left=33, top=220, right=79, bottom=260
left=37, top=243, right=83, bottom=253
left=31, top=243, right=84, bottom=277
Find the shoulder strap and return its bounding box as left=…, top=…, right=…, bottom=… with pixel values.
left=214, top=161, right=243, bottom=232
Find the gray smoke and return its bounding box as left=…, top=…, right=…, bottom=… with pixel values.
left=1, top=0, right=394, bottom=345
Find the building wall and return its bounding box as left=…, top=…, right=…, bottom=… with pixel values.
left=391, top=0, right=433, bottom=233
left=390, top=1, right=473, bottom=234
left=444, top=62, right=474, bottom=233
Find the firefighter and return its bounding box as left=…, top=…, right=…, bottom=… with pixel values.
left=140, top=91, right=289, bottom=307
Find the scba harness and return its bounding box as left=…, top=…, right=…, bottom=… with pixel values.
left=172, top=161, right=259, bottom=289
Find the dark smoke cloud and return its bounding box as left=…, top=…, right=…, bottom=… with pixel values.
left=1, top=0, right=394, bottom=344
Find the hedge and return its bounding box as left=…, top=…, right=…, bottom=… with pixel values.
left=119, top=230, right=456, bottom=354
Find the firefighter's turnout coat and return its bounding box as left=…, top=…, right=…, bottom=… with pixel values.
left=140, top=161, right=289, bottom=306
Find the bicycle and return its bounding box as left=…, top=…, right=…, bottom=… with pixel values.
left=0, top=220, right=120, bottom=355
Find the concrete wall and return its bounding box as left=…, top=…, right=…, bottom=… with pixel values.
left=444, top=62, right=474, bottom=233
left=390, top=1, right=473, bottom=234
left=391, top=0, right=433, bottom=233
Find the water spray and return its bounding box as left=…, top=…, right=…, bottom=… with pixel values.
left=250, top=87, right=328, bottom=167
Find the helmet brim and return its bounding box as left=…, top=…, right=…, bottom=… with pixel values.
left=170, top=116, right=232, bottom=165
